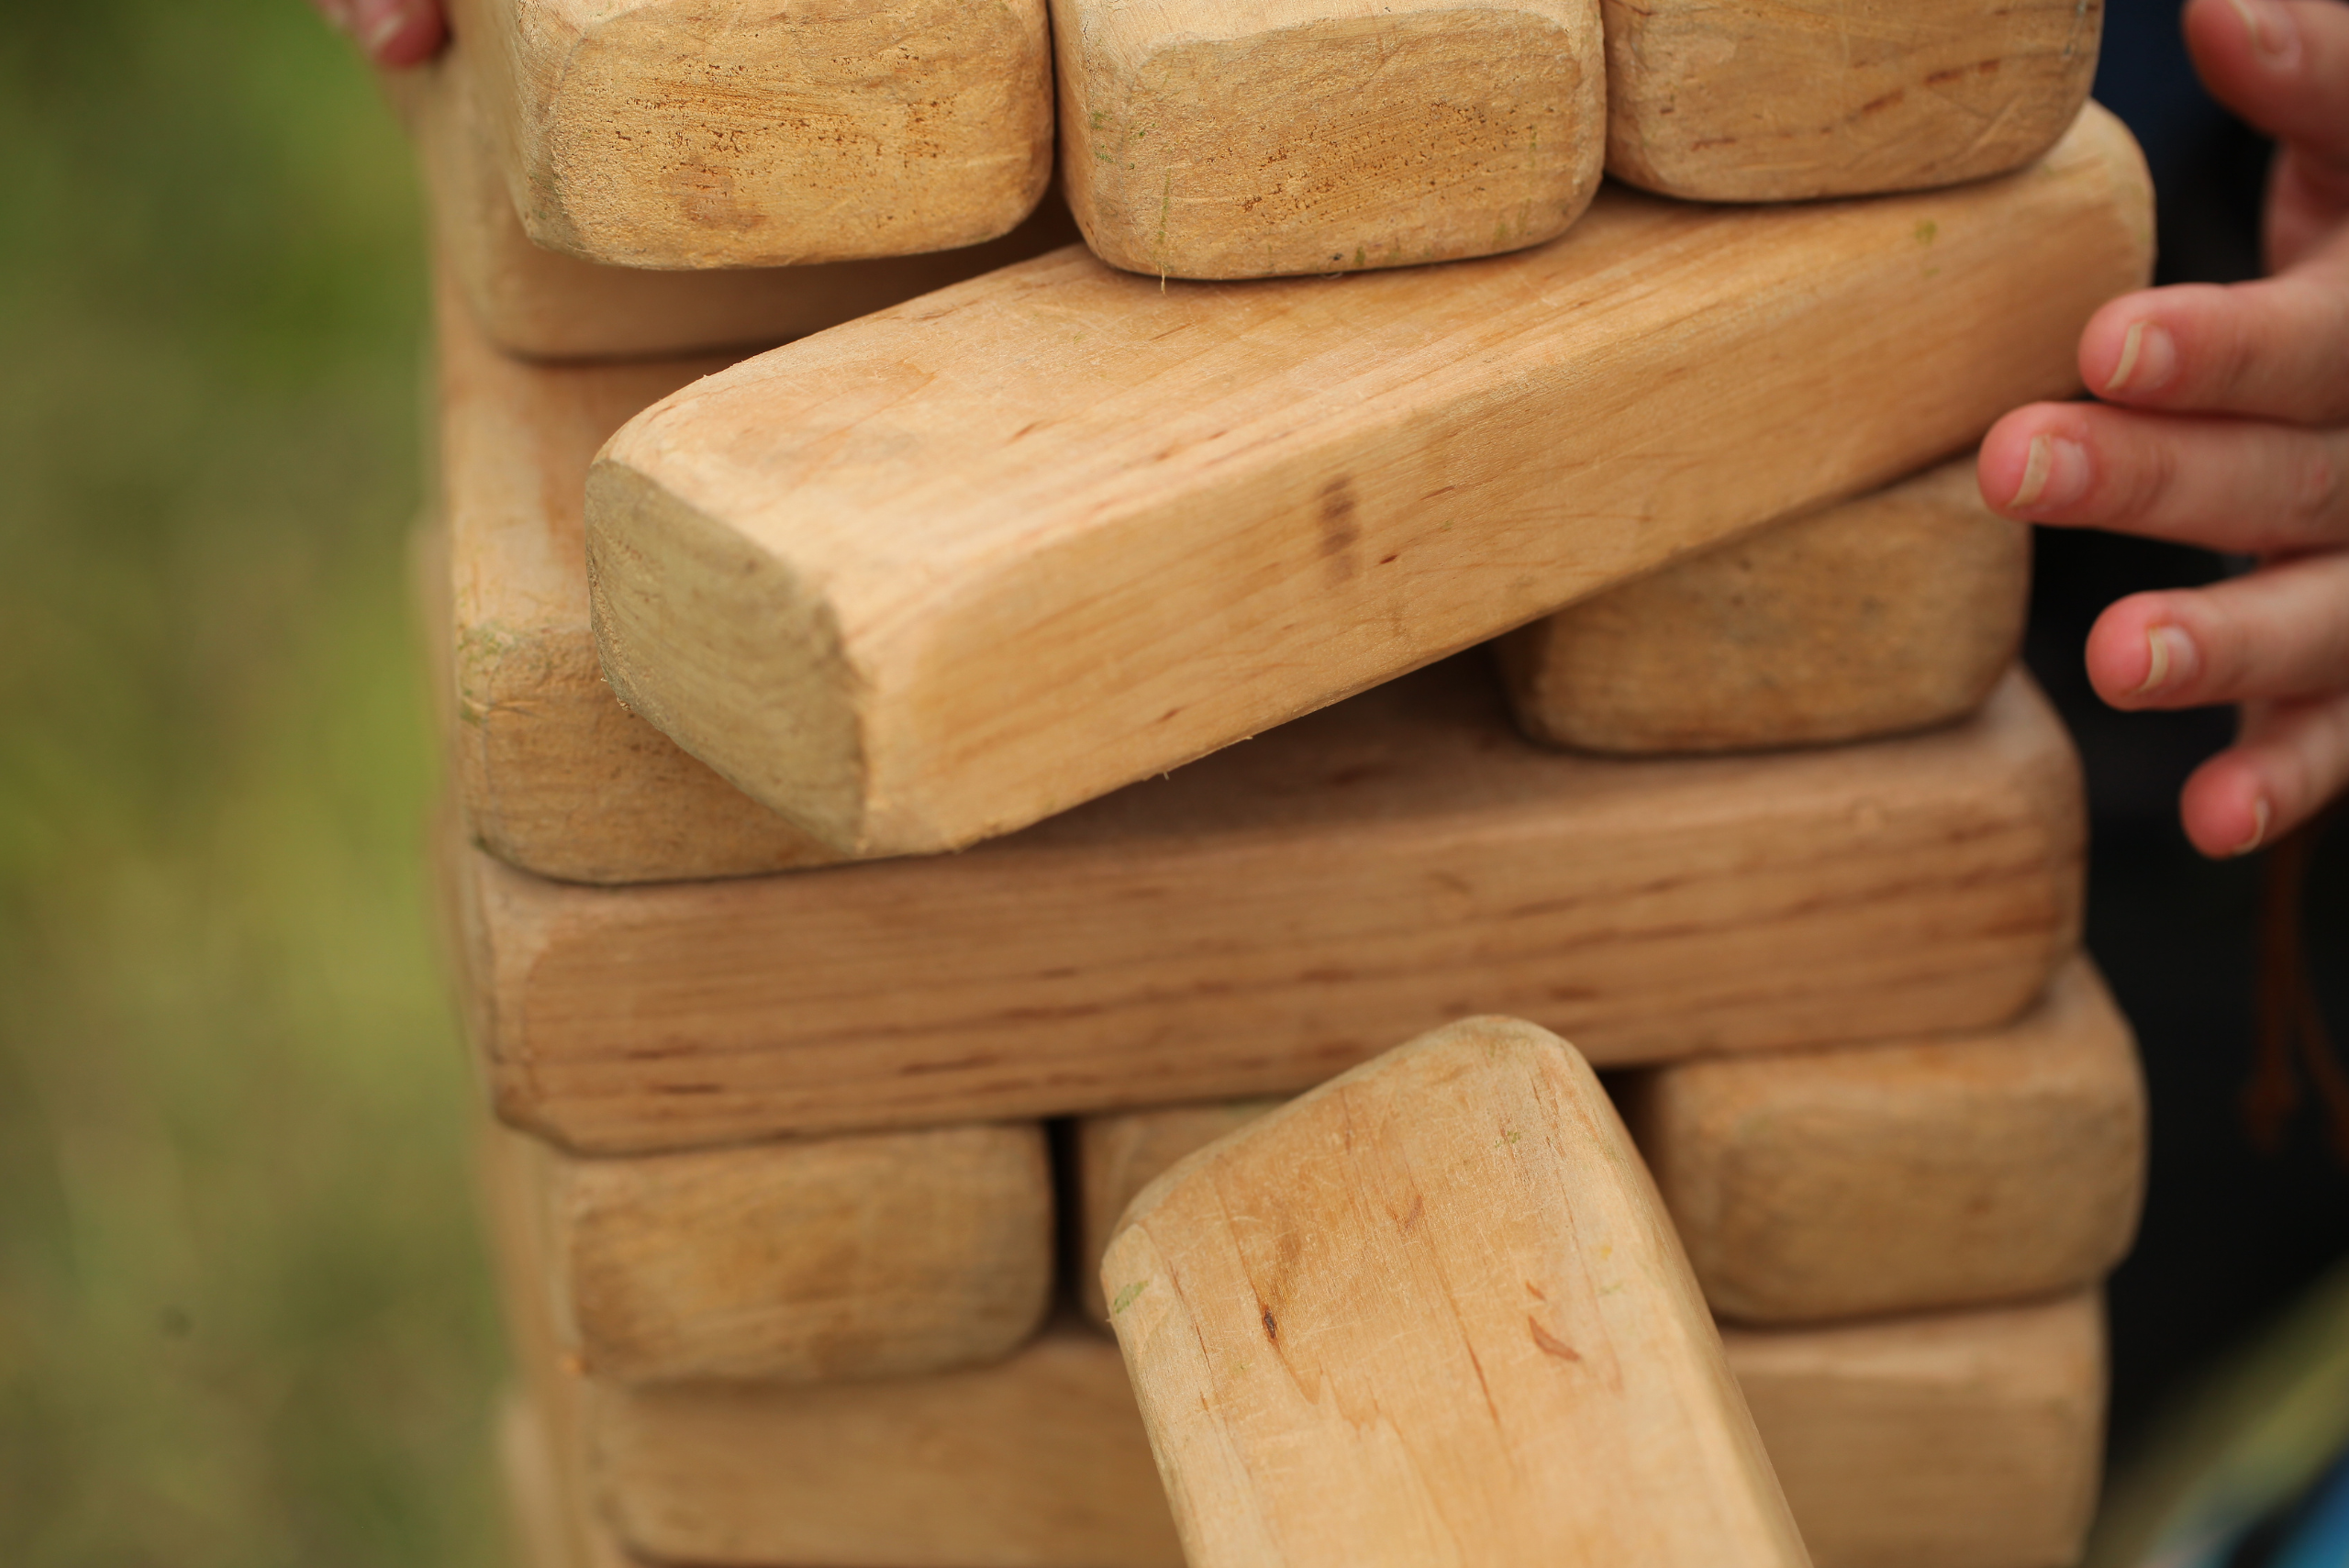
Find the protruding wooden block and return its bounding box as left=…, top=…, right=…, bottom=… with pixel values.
left=390, top=47, right=1077, bottom=361
left=432, top=284, right=845, bottom=884
left=440, top=0, right=1053, bottom=270
left=1723, top=1293, right=2107, bottom=1568
left=585, top=106, right=2146, bottom=857
left=1053, top=0, right=1603, bottom=279
left=1079, top=963, right=2141, bottom=1332
left=449, top=662, right=2081, bottom=1154
left=1498, top=458, right=2030, bottom=756
left=1603, top=0, right=2102, bottom=202
left=1620, top=959, right=2144, bottom=1326
left=489, top=1122, right=1053, bottom=1385
left=589, top=1321, right=1186, bottom=1568
left=1103, top=1016, right=1808, bottom=1568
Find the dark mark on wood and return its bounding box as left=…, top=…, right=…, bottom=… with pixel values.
left=1529, top=1317, right=1581, bottom=1361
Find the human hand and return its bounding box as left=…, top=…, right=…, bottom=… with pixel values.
left=309, top=0, right=446, bottom=67
left=1979, top=0, right=2349, bottom=858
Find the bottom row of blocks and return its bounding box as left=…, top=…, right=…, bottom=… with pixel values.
left=501, top=1293, right=2107, bottom=1568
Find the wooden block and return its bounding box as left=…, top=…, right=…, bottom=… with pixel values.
left=494, top=1121, right=1053, bottom=1385
left=1079, top=962, right=2142, bottom=1332
left=1603, top=0, right=2101, bottom=202
left=433, top=282, right=844, bottom=884
left=587, top=1320, right=1186, bottom=1568
left=441, top=0, right=1053, bottom=270
left=1620, top=959, right=2145, bottom=1327
left=390, top=47, right=1077, bottom=361
left=1103, top=1016, right=1808, bottom=1568
left=498, top=1389, right=640, bottom=1568
left=1074, top=1098, right=1286, bottom=1324
left=1723, top=1293, right=2106, bottom=1568
left=585, top=106, right=2148, bottom=857
left=449, top=661, right=2082, bottom=1154
left=1053, top=0, right=1603, bottom=280
left=1498, top=457, right=2031, bottom=755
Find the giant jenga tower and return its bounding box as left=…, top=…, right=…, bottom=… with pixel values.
left=406, top=3, right=2156, bottom=1561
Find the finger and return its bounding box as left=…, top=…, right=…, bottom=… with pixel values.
left=334, top=0, right=447, bottom=66
left=2183, top=0, right=2349, bottom=167
left=2177, top=692, right=2349, bottom=856
left=2083, top=550, right=2349, bottom=710
left=2078, top=264, right=2349, bottom=424
left=1977, top=402, right=2349, bottom=553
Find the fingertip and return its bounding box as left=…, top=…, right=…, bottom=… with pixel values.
left=1977, top=406, right=2072, bottom=518
left=2086, top=595, right=2204, bottom=706
left=354, top=0, right=446, bottom=66
left=2179, top=752, right=2273, bottom=857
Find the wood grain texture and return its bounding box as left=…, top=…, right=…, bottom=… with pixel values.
left=503, top=1247, right=2104, bottom=1568
left=1619, top=959, right=2145, bottom=1325
left=450, top=661, right=2082, bottom=1155
left=1054, top=0, right=1602, bottom=278
left=1103, top=1016, right=1809, bottom=1568
left=1724, top=1292, right=2107, bottom=1568
left=1075, top=1098, right=1286, bottom=1323
left=1081, top=962, right=2138, bottom=1333
left=494, top=1121, right=1052, bottom=1385
left=440, top=0, right=1053, bottom=269
left=389, top=47, right=1077, bottom=361
left=591, top=1320, right=1185, bottom=1568
left=586, top=105, right=2149, bottom=857
left=498, top=1391, right=641, bottom=1568
left=1498, top=457, right=2031, bottom=755
left=432, top=285, right=850, bottom=884
left=1604, top=0, right=2101, bottom=201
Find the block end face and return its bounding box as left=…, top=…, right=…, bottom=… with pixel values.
left=518, top=0, right=1055, bottom=268
left=1067, top=5, right=1603, bottom=280
left=584, top=454, right=875, bottom=856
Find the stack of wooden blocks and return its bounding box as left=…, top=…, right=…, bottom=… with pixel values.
left=407, top=1, right=2159, bottom=1562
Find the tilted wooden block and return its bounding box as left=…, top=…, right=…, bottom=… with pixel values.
left=440, top=0, right=1053, bottom=270
left=1620, top=958, right=2145, bottom=1326
left=1104, top=1016, right=1807, bottom=1568
left=1498, top=457, right=2030, bottom=755
left=1727, top=1293, right=2107, bottom=1568
left=390, top=48, right=1077, bottom=362
left=1603, top=0, right=2101, bottom=202
left=433, top=286, right=846, bottom=884
left=485, top=1121, right=1052, bottom=1385
left=450, top=661, right=2081, bottom=1154
left=1054, top=0, right=1603, bottom=280
left=584, top=105, right=2148, bottom=857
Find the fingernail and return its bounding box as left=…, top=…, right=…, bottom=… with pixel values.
left=2227, top=0, right=2301, bottom=64
left=353, top=0, right=408, bottom=51
left=2136, top=625, right=2197, bottom=694
left=2232, top=796, right=2272, bottom=856
left=2007, top=433, right=2091, bottom=513
left=2104, top=319, right=2177, bottom=394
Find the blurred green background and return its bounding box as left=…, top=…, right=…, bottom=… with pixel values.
left=0, top=2, right=502, bottom=1562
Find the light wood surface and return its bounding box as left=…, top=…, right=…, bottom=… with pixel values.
left=450, top=661, right=2082, bottom=1155
left=505, top=1257, right=2106, bottom=1568
left=433, top=285, right=848, bottom=884
left=1725, top=1293, right=2107, bottom=1568
left=1081, top=962, right=2141, bottom=1332
left=1499, top=457, right=2031, bottom=755
left=440, top=0, right=1052, bottom=269
left=1054, top=0, right=1602, bottom=278
left=1604, top=0, right=2101, bottom=201
left=1075, top=1098, right=1286, bottom=1323
left=498, top=1390, right=640, bottom=1568
left=1620, top=959, right=2145, bottom=1327
left=490, top=1121, right=1052, bottom=1385
left=590, top=1319, right=1186, bottom=1568
left=389, top=47, right=1077, bottom=361
left=1103, top=1016, right=1809, bottom=1568
left=585, top=105, right=2147, bottom=858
